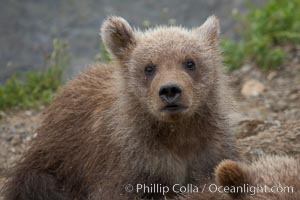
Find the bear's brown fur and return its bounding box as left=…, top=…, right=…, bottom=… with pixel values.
left=181, top=155, right=300, bottom=200
left=3, top=16, right=238, bottom=200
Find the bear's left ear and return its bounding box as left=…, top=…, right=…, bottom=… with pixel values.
left=194, top=15, right=220, bottom=46
left=101, top=16, right=137, bottom=61
left=215, top=160, right=251, bottom=198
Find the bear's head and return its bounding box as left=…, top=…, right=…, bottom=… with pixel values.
left=101, top=16, right=222, bottom=122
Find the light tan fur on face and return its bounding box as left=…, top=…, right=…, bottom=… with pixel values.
left=104, top=16, right=224, bottom=122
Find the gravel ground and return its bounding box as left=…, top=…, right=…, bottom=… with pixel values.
left=0, top=46, right=299, bottom=197
left=231, top=45, right=300, bottom=160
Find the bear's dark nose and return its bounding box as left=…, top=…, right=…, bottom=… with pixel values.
left=159, top=83, right=182, bottom=104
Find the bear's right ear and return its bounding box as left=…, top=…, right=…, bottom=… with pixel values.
left=101, top=16, right=136, bottom=61
left=194, top=15, right=220, bottom=46
left=215, top=160, right=252, bottom=198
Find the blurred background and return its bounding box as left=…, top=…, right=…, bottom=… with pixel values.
left=0, top=0, right=265, bottom=83
left=0, top=0, right=300, bottom=191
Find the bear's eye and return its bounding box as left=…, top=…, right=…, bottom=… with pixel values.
left=144, top=64, right=156, bottom=76
left=184, top=59, right=196, bottom=71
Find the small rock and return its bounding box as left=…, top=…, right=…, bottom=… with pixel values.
left=240, top=64, right=252, bottom=73
left=10, top=147, right=16, bottom=153
left=9, top=127, right=17, bottom=133
left=25, top=110, right=33, bottom=116
left=271, top=100, right=288, bottom=112
left=11, top=135, right=22, bottom=146
left=0, top=178, right=8, bottom=184
left=289, top=93, right=298, bottom=101
left=0, top=111, right=6, bottom=119
left=241, top=79, right=266, bottom=97
left=5, top=136, right=13, bottom=142
left=267, top=71, right=277, bottom=80
left=14, top=122, right=25, bottom=129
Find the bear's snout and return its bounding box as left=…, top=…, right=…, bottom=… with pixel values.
left=159, top=83, right=182, bottom=104
left=158, top=83, right=189, bottom=113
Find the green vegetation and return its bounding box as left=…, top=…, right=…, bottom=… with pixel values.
left=0, top=39, right=69, bottom=110
left=222, top=0, right=300, bottom=71
left=100, top=42, right=111, bottom=63
left=94, top=42, right=111, bottom=63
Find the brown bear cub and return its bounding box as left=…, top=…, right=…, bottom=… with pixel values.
left=3, top=16, right=238, bottom=200
left=181, top=156, right=300, bottom=200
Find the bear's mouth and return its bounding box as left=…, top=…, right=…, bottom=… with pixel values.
left=161, top=104, right=188, bottom=112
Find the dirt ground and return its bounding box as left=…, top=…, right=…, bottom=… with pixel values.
left=232, top=45, right=300, bottom=161
left=0, top=46, right=299, bottom=196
